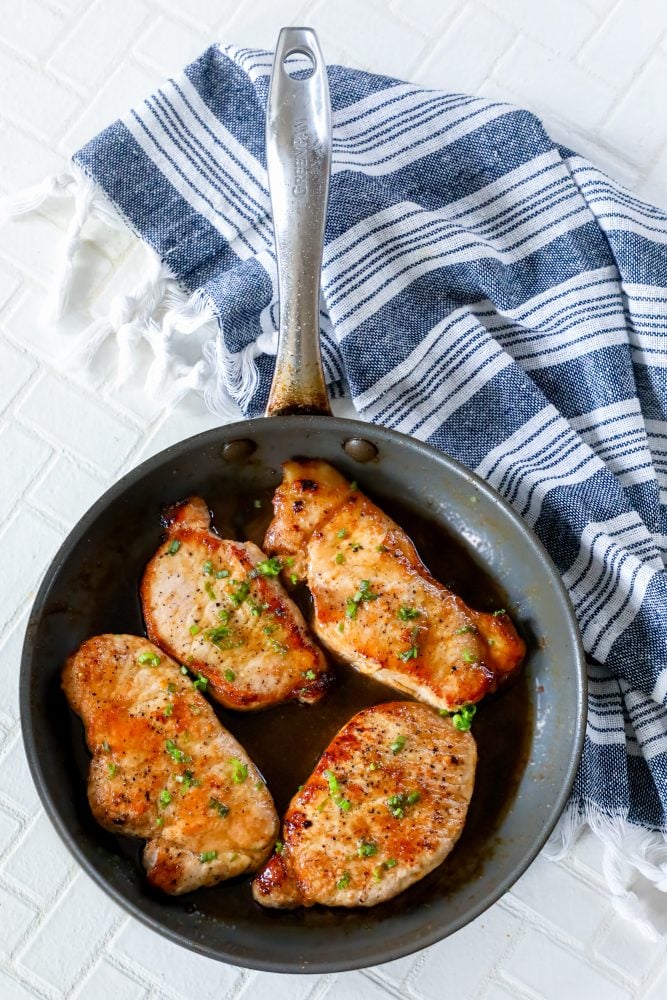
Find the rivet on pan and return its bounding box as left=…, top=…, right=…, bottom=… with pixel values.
left=343, top=438, right=378, bottom=463
left=222, top=439, right=257, bottom=462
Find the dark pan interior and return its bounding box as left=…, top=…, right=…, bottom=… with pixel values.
left=21, top=415, right=586, bottom=972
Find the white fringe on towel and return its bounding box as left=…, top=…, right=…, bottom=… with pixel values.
left=546, top=803, right=667, bottom=940
left=0, top=168, right=269, bottom=419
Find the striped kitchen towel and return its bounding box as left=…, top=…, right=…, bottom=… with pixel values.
left=7, top=43, right=667, bottom=932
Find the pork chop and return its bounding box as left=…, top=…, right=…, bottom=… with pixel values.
left=141, top=497, right=330, bottom=711
left=252, top=701, right=476, bottom=907
left=263, top=460, right=525, bottom=711
left=62, top=634, right=279, bottom=894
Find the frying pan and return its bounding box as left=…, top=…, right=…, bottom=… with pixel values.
left=20, top=27, right=586, bottom=973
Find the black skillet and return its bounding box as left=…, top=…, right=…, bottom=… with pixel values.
left=20, top=27, right=586, bottom=973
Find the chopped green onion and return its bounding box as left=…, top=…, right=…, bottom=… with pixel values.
left=372, top=867, right=382, bottom=883
left=256, top=557, right=282, bottom=577
left=164, top=702, right=174, bottom=717
left=337, top=871, right=351, bottom=889
left=230, top=758, right=248, bottom=783
left=248, top=600, right=268, bottom=617
left=253, top=499, right=262, bottom=508
left=454, top=624, right=478, bottom=635
left=337, top=528, right=349, bottom=539
left=269, top=638, right=288, bottom=655
left=165, top=739, right=190, bottom=763
left=224, top=669, right=235, bottom=682
left=335, top=553, right=345, bottom=565
left=107, top=762, right=118, bottom=777
left=200, top=850, right=217, bottom=863
left=462, top=649, right=476, bottom=663
left=390, top=734, right=406, bottom=755
left=324, top=770, right=341, bottom=796
left=207, top=625, right=242, bottom=650
left=218, top=609, right=231, bottom=623
left=337, top=621, right=345, bottom=633
left=216, top=569, right=230, bottom=579
left=275, top=840, right=284, bottom=854
left=202, top=560, right=214, bottom=575
left=155, top=816, right=163, bottom=827
left=397, top=645, right=419, bottom=662
left=193, top=673, right=208, bottom=692
left=160, top=789, right=171, bottom=806
left=167, top=540, right=181, bottom=555
left=376, top=544, right=388, bottom=552
left=209, top=798, right=229, bottom=818
left=302, top=669, right=316, bottom=681
left=347, top=579, right=379, bottom=620
left=384, top=858, right=397, bottom=869
left=180, top=665, right=189, bottom=675
left=349, top=542, right=362, bottom=552
left=387, top=790, right=420, bottom=819
left=290, top=573, right=299, bottom=585
left=189, top=623, right=201, bottom=635
left=357, top=839, right=378, bottom=858
left=229, top=581, right=250, bottom=606
left=137, top=650, right=161, bottom=666
left=349, top=481, right=358, bottom=491
left=492, top=608, right=506, bottom=617
left=440, top=703, right=477, bottom=731
left=101, top=740, right=110, bottom=752
left=398, top=606, right=420, bottom=621
left=175, top=769, right=198, bottom=788
left=167, top=682, right=176, bottom=694
left=204, top=582, right=216, bottom=600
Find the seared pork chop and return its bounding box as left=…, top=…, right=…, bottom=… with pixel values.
left=141, top=497, right=330, bottom=711
left=264, top=460, right=525, bottom=711
left=252, top=701, right=476, bottom=907
left=62, top=634, right=279, bottom=894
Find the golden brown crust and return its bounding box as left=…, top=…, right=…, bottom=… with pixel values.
left=252, top=702, right=477, bottom=908
left=63, top=634, right=279, bottom=894
left=263, top=461, right=525, bottom=711
left=140, top=497, right=331, bottom=711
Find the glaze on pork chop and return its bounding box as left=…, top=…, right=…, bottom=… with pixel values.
left=252, top=701, right=476, bottom=907
left=62, top=634, right=279, bottom=894
left=264, top=460, right=525, bottom=711
left=141, top=497, right=330, bottom=711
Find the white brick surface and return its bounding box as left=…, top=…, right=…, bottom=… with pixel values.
left=0, top=884, right=38, bottom=959
left=503, top=926, right=633, bottom=1000
left=2, top=1, right=667, bottom=998
left=508, top=854, right=607, bottom=943
left=0, top=0, right=66, bottom=61
left=0, top=508, right=64, bottom=634
left=112, top=919, right=242, bottom=997
left=17, top=873, right=122, bottom=994
left=4, top=811, right=75, bottom=906
left=71, top=959, right=147, bottom=1000
left=409, top=903, right=522, bottom=999
left=49, top=0, right=151, bottom=91
left=16, top=372, right=141, bottom=476
left=0, top=424, right=51, bottom=520
left=0, top=340, right=36, bottom=415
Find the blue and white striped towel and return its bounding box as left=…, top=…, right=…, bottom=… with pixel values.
left=31, top=44, right=667, bottom=929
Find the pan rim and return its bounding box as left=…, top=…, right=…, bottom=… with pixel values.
left=20, top=413, right=587, bottom=973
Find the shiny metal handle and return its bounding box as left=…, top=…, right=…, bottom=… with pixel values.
left=265, top=27, right=332, bottom=417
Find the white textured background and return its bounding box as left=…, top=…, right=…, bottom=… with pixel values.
left=2, top=1, right=667, bottom=998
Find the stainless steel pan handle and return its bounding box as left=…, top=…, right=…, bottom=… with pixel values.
left=265, top=27, right=332, bottom=417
